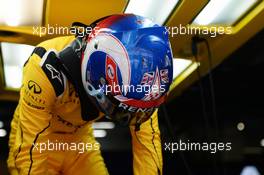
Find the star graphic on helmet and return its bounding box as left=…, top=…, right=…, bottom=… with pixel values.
left=46, top=64, right=62, bottom=84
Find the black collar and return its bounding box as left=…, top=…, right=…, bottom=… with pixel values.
left=58, top=38, right=99, bottom=121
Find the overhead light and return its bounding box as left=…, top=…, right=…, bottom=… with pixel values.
left=260, top=139, right=264, bottom=147
left=93, top=130, right=107, bottom=138
left=192, top=0, right=259, bottom=25
left=237, top=122, right=245, bottom=131
left=0, top=121, right=3, bottom=128
left=4, top=66, right=23, bottom=89
left=1, top=42, right=35, bottom=89
left=125, top=0, right=180, bottom=25
left=170, top=59, right=198, bottom=91
left=0, top=0, right=44, bottom=26
left=173, top=58, right=193, bottom=80
left=92, top=122, right=115, bottom=129
left=0, top=129, right=7, bottom=137
left=240, top=166, right=260, bottom=175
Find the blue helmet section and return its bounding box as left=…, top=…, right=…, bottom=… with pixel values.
left=82, top=14, right=173, bottom=109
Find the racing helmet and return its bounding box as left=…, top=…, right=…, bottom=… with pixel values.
left=81, top=14, right=173, bottom=126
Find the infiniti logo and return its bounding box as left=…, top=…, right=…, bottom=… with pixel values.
left=28, top=80, right=42, bottom=94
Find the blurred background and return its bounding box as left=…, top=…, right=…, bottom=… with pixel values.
left=1, top=0, right=264, bottom=174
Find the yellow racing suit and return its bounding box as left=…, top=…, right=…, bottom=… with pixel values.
left=7, top=36, right=163, bottom=175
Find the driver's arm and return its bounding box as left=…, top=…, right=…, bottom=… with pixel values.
left=8, top=53, right=56, bottom=175
left=130, top=110, right=163, bottom=175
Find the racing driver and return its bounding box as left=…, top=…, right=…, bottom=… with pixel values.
left=7, top=14, right=173, bottom=175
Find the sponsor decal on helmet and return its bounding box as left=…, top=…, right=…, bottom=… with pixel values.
left=119, top=102, right=155, bottom=113
left=141, top=72, right=155, bottom=86
left=143, top=67, right=162, bottom=101
left=105, top=55, right=121, bottom=95
left=160, top=69, right=169, bottom=84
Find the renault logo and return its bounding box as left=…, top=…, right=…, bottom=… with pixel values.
left=28, top=80, right=42, bottom=94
